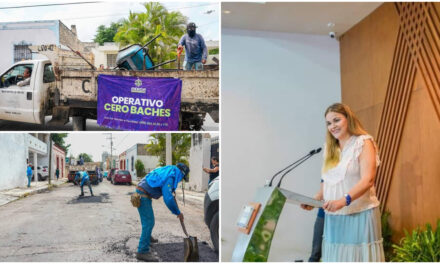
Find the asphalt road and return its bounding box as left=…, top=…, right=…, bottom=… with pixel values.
left=0, top=180, right=217, bottom=262
left=0, top=117, right=113, bottom=131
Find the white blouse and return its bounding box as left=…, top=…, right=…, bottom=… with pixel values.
left=321, top=135, right=381, bottom=215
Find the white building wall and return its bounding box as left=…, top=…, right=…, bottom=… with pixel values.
left=91, top=42, right=119, bottom=68
left=126, top=146, right=137, bottom=177
left=0, top=134, right=28, bottom=190
left=139, top=155, right=160, bottom=175
left=222, top=28, right=341, bottom=261
left=188, top=136, right=211, bottom=192
left=124, top=144, right=160, bottom=179
left=0, top=21, right=60, bottom=72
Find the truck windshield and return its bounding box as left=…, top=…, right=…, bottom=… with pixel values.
left=0, top=64, right=33, bottom=88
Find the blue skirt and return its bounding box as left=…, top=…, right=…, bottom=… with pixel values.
left=322, top=207, right=385, bottom=262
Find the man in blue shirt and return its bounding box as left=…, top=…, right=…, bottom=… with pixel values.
left=74, top=169, right=94, bottom=197
left=26, top=164, right=33, bottom=188
left=177, top=22, right=208, bottom=71
left=135, top=163, right=190, bottom=262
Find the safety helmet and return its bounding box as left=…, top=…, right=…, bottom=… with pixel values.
left=176, top=163, right=190, bottom=182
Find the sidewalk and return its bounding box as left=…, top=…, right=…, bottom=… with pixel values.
left=0, top=178, right=68, bottom=207
left=132, top=179, right=206, bottom=203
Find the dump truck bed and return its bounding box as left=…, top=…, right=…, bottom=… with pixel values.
left=58, top=69, right=219, bottom=105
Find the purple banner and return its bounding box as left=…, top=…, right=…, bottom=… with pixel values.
left=97, top=75, right=182, bottom=131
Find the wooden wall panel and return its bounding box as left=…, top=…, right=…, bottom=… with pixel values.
left=386, top=73, right=440, bottom=239
left=340, top=2, right=400, bottom=137
left=340, top=2, right=440, bottom=241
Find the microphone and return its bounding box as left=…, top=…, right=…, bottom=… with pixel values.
left=268, top=148, right=322, bottom=187
left=276, top=147, right=322, bottom=188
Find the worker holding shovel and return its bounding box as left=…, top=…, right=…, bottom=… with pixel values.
left=132, top=163, right=190, bottom=262
left=74, top=168, right=94, bottom=197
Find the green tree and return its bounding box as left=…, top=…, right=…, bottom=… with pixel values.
left=146, top=133, right=191, bottom=166
left=135, top=159, right=146, bottom=179
left=93, top=22, right=122, bottom=45
left=114, top=2, right=187, bottom=68
left=51, top=133, right=70, bottom=153
left=209, top=48, right=219, bottom=55
left=77, top=153, right=93, bottom=162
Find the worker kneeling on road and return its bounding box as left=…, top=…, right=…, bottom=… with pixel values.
left=75, top=169, right=94, bottom=197
left=135, top=163, right=190, bottom=262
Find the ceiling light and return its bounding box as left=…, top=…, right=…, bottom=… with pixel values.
left=223, top=10, right=231, bottom=14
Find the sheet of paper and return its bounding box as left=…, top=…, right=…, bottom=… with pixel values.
left=279, top=188, right=324, bottom=208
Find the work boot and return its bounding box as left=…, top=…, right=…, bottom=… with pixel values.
left=79, top=193, right=84, bottom=197
left=150, top=236, right=158, bottom=243
left=136, top=252, right=158, bottom=262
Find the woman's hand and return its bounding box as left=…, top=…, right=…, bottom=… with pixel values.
left=300, top=204, right=314, bottom=210
left=300, top=192, right=322, bottom=211
left=323, top=198, right=346, bottom=212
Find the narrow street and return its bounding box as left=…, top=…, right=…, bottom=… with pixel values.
left=0, top=180, right=217, bottom=262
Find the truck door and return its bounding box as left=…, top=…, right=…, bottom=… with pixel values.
left=33, top=63, right=56, bottom=124
left=0, top=63, right=37, bottom=123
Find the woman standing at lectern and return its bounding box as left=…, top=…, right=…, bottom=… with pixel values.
left=301, top=103, right=385, bottom=262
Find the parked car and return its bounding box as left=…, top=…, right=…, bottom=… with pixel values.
left=204, top=177, right=219, bottom=252
left=111, top=170, right=132, bottom=185
left=31, top=165, right=49, bottom=181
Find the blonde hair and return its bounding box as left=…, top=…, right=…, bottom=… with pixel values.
left=322, top=103, right=368, bottom=173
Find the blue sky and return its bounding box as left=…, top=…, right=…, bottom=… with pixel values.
left=0, top=1, right=219, bottom=42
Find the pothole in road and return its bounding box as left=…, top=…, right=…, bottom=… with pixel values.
left=106, top=235, right=218, bottom=262
left=66, top=193, right=112, bottom=204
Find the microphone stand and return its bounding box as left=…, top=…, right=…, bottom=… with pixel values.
left=268, top=149, right=318, bottom=187
left=276, top=154, right=314, bottom=188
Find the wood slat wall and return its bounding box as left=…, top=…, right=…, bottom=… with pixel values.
left=340, top=2, right=440, bottom=240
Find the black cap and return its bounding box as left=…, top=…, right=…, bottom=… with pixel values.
left=187, top=22, right=197, bottom=29
left=176, top=163, right=190, bottom=181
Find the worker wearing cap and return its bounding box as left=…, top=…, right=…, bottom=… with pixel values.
left=134, top=163, right=190, bottom=262
left=74, top=169, right=94, bottom=197
left=177, top=22, right=208, bottom=71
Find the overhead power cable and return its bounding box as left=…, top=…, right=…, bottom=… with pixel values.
left=0, top=1, right=102, bottom=10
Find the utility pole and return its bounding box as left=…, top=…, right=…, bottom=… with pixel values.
left=48, top=133, right=52, bottom=185
left=104, top=133, right=115, bottom=169
left=166, top=134, right=172, bottom=165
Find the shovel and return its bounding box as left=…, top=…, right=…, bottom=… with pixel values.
left=179, top=217, right=199, bottom=262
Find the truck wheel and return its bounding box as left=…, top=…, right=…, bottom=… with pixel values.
left=209, top=211, right=219, bottom=252
left=72, top=116, right=86, bottom=131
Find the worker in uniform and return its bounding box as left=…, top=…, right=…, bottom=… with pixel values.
left=27, top=163, right=33, bottom=188
left=75, top=168, right=94, bottom=197
left=177, top=22, right=208, bottom=71
left=134, top=163, right=190, bottom=261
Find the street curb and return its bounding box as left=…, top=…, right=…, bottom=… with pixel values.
left=0, top=180, right=68, bottom=207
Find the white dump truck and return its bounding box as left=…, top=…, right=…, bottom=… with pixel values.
left=0, top=44, right=219, bottom=130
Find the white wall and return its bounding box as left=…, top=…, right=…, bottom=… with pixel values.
left=0, top=21, right=59, bottom=72
left=126, top=145, right=159, bottom=178
left=138, top=155, right=160, bottom=176
left=221, top=28, right=341, bottom=261
left=0, top=134, right=28, bottom=190
left=188, top=136, right=211, bottom=192
left=91, top=42, right=119, bottom=68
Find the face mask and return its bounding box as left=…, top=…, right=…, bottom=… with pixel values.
left=183, top=174, right=189, bottom=182
left=188, top=29, right=196, bottom=38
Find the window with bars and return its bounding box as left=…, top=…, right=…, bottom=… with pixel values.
left=107, top=54, right=117, bottom=68
left=14, top=43, right=32, bottom=63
